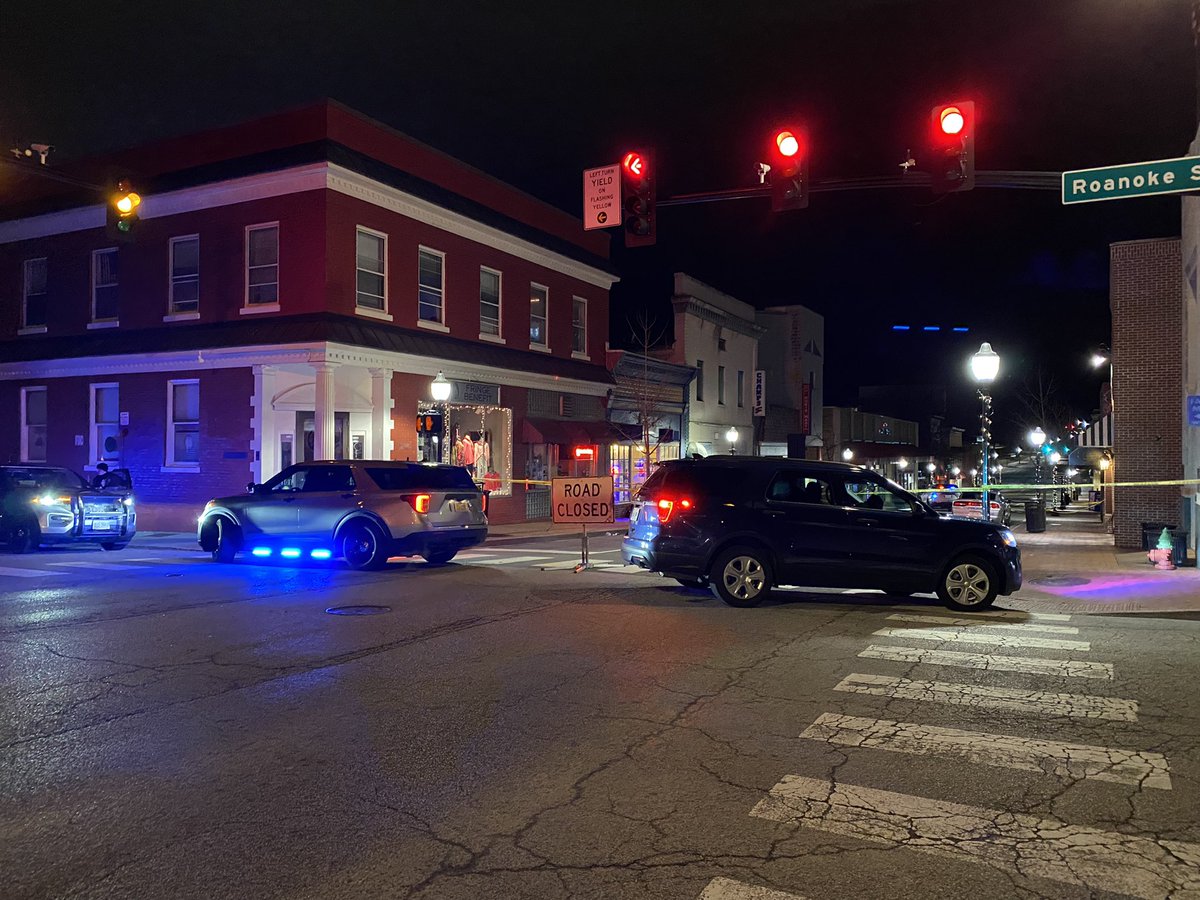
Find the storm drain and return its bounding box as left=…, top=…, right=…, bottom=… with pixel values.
left=1033, top=575, right=1091, bottom=587
left=325, top=605, right=393, bottom=616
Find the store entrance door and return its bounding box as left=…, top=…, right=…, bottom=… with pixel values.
left=297, top=411, right=350, bottom=461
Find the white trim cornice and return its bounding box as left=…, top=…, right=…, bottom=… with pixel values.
left=0, top=161, right=619, bottom=291
left=0, top=341, right=612, bottom=397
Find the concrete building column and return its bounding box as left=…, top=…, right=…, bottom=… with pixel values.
left=369, top=367, right=394, bottom=460
left=312, top=361, right=340, bottom=460
left=251, top=364, right=279, bottom=483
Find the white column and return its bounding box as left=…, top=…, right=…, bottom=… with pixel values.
left=369, top=367, right=393, bottom=460
left=251, top=364, right=279, bottom=483
left=312, top=361, right=339, bottom=460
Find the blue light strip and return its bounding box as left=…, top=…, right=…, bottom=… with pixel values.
left=892, top=325, right=911, bottom=331
left=311, top=549, right=332, bottom=560
left=952, top=326, right=970, bottom=332
left=281, top=548, right=302, bottom=559
left=251, top=547, right=272, bottom=557
left=922, top=326, right=940, bottom=332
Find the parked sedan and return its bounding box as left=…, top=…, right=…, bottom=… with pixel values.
left=0, top=465, right=137, bottom=552
left=197, top=460, right=487, bottom=569
left=622, top=457, right=1021, bottom=611
left=950, top=492, right=1013, bottom=526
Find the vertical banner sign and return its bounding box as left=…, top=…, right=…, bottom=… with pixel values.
left=583, top=165, right=621, bottom=231
left=753, top=370, right=766, bottom=417
left=801, top=383, right=812, bottom=435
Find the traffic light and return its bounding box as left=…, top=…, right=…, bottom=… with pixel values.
left=106, top=180, right=141, bottom=242
left=768, top=127, right=808, bottom=212
left=929, top=101, right=975, bottom=194
left=620, top=150, right=655, bottom=248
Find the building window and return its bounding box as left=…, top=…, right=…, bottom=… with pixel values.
left=167, top=380, right=200, bottom=467
left=571, top=296, right=587, bottom=355
left=530, top=283, right=548, bottom=347
left=696, top=359, right=705, bottom=402
left=355, top=228, right=386, bottom=311
left=22, top=258, right=47, bottom=329
left=91, top=383, right=120, bottom=464
left=418, top=247, right=444, bottom=323
left=92, top=248, right=119, bottom=322
left=737, top=370, right=745, bottom=408
left=246, top=224, right=279, bottom=306
left=20, top=386, right=47, bottom=462
left=169, top=236, right=200, bottom=314
left=480, top=267, right=502, bottom=337
left=718, top=365, right=727, bottom=405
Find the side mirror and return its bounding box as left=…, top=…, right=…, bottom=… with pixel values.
left=246, top=481, right=258, bottom=494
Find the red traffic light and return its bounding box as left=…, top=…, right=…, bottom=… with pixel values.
left=622, top=151, right=646, bottom=179
left=774, top=129, right=802, bottom=158
left=938, top=106, right=964, bottom=136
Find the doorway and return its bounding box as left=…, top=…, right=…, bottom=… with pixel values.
left=297, top=411, right=350, bottom=461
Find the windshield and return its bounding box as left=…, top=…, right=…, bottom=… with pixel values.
left=1, top=467, right=87, bottom=493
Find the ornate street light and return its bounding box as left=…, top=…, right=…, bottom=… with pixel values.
left=842, top=447, right=854, bottom=461
left=725, top=426, right=738, bottom=455
left=430, top=371, right=452, bottom=402
left=970, top=342, right=1000, bottom=521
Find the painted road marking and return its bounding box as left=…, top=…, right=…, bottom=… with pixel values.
left=699, top=878, right=808, bottom=899
left=833, top=673, right=1138, bottom=721
left=801, top=712, right=1170, bottom=789
left=476, top=547, right=581, bottom=555
left=873, top=627, right=1090, bottom=652
left=859, top=644, right=1113, bottom=680
left=0, top=565, right=64, bottom=578
left=45, top=561, right=147, bottom=571
left=886, top=613, right=1079, bottom=634
left=464, top=555, right=551, bottom=566
left=897, top=606, right=1072, bottom=622
left=750, top=776, right=1200, bottom=899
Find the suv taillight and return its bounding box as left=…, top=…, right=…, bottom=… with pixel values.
left=482, top=492, right=489, bottom=514
left=407, top=493, right=432, bottom=514
left=655, top=497, right=693, bottom=523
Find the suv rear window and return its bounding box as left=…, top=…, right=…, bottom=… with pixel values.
left=365, top=465, right=477, bottom=492
left=635, top=464, right=749, bottom=501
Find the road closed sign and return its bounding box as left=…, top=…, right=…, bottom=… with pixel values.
left=551, top=476, right=614, bottom=523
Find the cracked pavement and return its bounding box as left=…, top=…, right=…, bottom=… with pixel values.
left=1, top=535, right=1199, bottom=899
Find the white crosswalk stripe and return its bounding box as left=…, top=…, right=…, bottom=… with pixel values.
left=833, top=672, right=1138, bottom=721
left=801, top=712, right=1171, bottom=789
left=885, top=613, right=1079, bottom=634
left=461, top=555, right=550, bottom=566
left=873, top=626, right=1090, bottom=651
left=0, top=565, right=64, bottom=578
left=699, top=878, right=808, bottom=899
left=896, top=605, right=1072, bottom=622
left=859, top=644, right=1113, bottom=679
left=46, top=560, right=148, bottom=571
left=750, top=775, right=1200, bottom=899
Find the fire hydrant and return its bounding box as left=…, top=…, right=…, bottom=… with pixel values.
left=1148, top=528, right=1176, bottom=570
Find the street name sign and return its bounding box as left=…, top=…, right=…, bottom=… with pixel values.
left=583, top=164, right=621, bottom=230
left=1062, top=155, right=1200, bottom=205
left=551, top=476, right=614, bottom=523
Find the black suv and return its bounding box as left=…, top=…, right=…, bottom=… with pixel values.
left=621, top=457, right=1021, bottom=611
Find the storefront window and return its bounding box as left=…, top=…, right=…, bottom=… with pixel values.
left=526, top=443, right=557, bottom=492
left=609, top=441, right=680, bottom=504
left=418, top=402, right=512, bottom=496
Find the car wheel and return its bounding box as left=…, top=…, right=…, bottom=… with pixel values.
left=342, top=521, right=388, bottom=571
left=674, top=576, right=707, bottom=589
left=422, top=548, right=457, bottom=565
left=709, top=545, right=772, bottom=608
left=7, top=519, right=39, bottom=554
left=210, top=518, right=239, bottom=563
left=100, top=542, right=128, bottom=551
left=937, top=555, right=998, bottom=611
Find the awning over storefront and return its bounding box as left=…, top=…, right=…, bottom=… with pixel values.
left=522, top=418, right=623, bottom=445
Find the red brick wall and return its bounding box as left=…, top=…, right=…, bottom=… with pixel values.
left=1110, top=237, right=1183, bottom=549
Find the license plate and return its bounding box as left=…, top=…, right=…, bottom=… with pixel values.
left=631, top=505, right=640, bottom=524
left=448, top=499, right=471, bottom=513
left=87, top=519, right=117, bottom=531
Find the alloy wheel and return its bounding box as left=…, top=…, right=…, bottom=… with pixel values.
left=345, top=528, right=377, bottom=568
left=722, top=556, right=765, bottom=601
left=945, top=563, right=991, bottom=607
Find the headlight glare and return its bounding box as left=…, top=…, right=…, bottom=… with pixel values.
left=1000, top=528, right=1018, bottom=548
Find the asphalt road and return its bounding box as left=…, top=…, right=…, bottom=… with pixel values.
left=2, top=536, right=1199, bottom=900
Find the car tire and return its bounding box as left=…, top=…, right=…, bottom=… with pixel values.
left=709, top=545, right=772, bottom=608
left=7, top=519, right=39, bottom=554
left=100, top=541, right=128, bottom=551
left=210, top=518, right=240, bottom=563
left=422, top=549, right=457, bottom=565
left=937, top=554, right=999, bottom=611
left=341, top=521, right=388, bottom=571
left=674, top=577, right=708, bottom=589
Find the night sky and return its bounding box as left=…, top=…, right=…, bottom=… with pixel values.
left=2, top=0, right=1195, bottom=441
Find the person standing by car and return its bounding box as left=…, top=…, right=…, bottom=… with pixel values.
left=91, top=463, right=112, bottom=490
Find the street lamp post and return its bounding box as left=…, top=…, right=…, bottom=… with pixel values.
left=969, top=342, right=1000, bottom=522
left=1027, top=426, right=1046, bottom=500
left=725, top=426, right=738, bottom=455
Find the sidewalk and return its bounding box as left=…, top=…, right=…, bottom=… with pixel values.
left=1006, top=504, right=1200, bottom=616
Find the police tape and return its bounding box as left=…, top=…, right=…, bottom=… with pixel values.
left=950, top=478, right=1200, bottom=494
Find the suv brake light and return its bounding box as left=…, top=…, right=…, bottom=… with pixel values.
left=482, top=492, right=489, bottom=514
left=655, top=497, right=692, bottom=523
left=407, top=493, right=432, bottom=514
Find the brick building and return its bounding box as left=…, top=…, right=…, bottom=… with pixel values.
left=0, top=102, right=618, bottom=529
left=1109, top=237, right=1184, bottom=549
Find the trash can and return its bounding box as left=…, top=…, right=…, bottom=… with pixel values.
left=1025, top=500, right=1046, bottom=534
left=1172, top=531, right=1193, bottom=567
left=1142, top=522, right=1172, bottom=551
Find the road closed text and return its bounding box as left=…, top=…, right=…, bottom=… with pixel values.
left=551, top=476, right=615, bottom=524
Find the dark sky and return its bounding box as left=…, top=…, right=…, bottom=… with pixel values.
left=2, top=0, right=1194, bottom=439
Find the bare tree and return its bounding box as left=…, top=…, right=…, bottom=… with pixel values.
left=1007, top=366, right=1076, bottom=438
left=624, top=312, right=672, bottom=474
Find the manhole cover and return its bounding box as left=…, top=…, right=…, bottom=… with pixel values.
left=1033, top=575, right=1090, bottom=587
left=325, top=605, right=392, bottom=616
